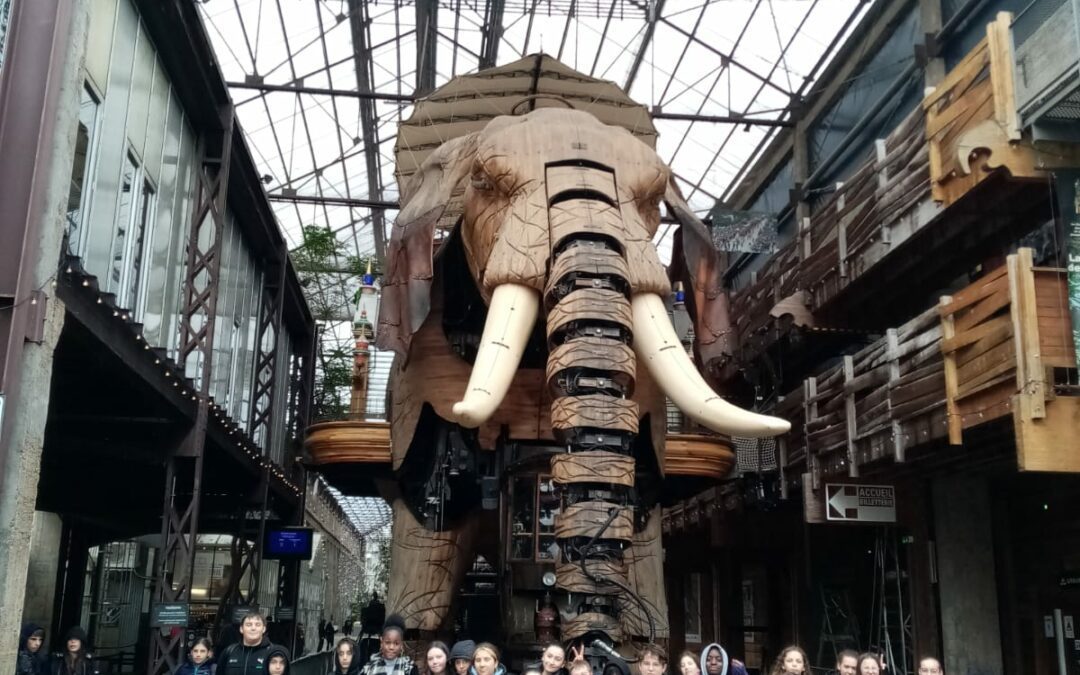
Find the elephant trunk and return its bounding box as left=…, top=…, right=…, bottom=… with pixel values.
left=542, top=169, right=640, bottom=646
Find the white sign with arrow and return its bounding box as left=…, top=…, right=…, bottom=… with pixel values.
left=825, top=484, right=897, bottom=523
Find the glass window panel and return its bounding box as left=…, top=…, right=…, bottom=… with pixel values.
left=85, top=0, right=118, bottom=93
left=126, top=23, right=154, bottom=157
left=163, top=114, right=195, bottom=356
left=141, top=97, right=179, bottom=346
left=0, top=0, right=14, bottom=77
left=67, top=86, right=101, bottom=257
left=126, top=179, right=155, bottom=315
left=83, top=0, right=137, bottom=282
left=143, top=58, right=169, bottom=181
left=107, top=152, right=138, bottom=297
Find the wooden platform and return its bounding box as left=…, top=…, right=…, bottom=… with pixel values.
left=776, top=248, right=1080, bottom=485
left=304, top=420, right=736, bottom=491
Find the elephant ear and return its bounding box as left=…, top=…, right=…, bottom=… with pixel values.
left=376, top=133, right=479, bottom=359
left=664, top=177, right=735, bottom=383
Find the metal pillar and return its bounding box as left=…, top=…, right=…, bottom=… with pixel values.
left=416, top=0, right=439, bottom=96
left=251, top=256, right=286, bottom=448
left=148, top=104, right=234, bottom=675
left=479, top=0, right=505, bottom=69
left=347, top=0, right=387, bottom=261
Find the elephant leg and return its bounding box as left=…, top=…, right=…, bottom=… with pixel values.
left=621, top=505, right=670, bottom=640
left=386, top=497, right=479, bottom=631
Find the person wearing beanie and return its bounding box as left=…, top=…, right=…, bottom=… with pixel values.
left=267, top=645, right=291, bottom=675
left=329, top=638, right=362, bottom=675
left=448, top=640, right=475, bottom=675
left=49, top=626, right=99, bottom=675
left=17, top=623, right=47, bottom=675
left=360, top=614, right=417, bottom=675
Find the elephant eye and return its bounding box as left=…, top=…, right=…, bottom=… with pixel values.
left=471, top=172, right=494, bottom=191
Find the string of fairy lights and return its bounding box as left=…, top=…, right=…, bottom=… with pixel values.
left=56, top=259, right=305, bottom=498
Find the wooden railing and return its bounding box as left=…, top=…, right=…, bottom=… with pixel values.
left=940, top=249, right=1079, bottom=470
left=783, top=304, right=947, bottom=483
left=776, top=248, right=1079, bottom=481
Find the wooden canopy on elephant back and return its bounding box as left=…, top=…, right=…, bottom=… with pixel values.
left=394, top=53, right=659, bottom=186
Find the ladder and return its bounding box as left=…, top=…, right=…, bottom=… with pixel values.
left=816, top=584, right=860, bottom=667
left=869, top=528, right=914, bottom=675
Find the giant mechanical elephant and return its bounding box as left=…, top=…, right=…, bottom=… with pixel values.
left=374, top=106, right=789, bottom=656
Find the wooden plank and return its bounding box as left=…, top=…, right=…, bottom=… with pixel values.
left=1016, top=248, right=1047, bottom=418
left=1015, top=396, right=1080, bottom=472
left=937, top=265, right=1008, bottom=317
left=956, top=358, right=1016, bottom=399
left=892, top=369, right=946, bottom=408
left=956, top=379, right=1014, bottom=428
left=956, top=338, right=1014, bottom=388
left=955, top=284, right=1011, bottom=333
left=891, top=391, right=947, bottom=421
left=940, top=295, right=962, bottom=444
left=941, top=313, right=1012, bottom=354
left=954, top=318, right=1013, bottom=368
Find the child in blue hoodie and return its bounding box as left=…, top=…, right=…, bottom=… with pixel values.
left=174, top=638, right=216, bottom=675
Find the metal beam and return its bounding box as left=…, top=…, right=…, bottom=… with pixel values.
left=651, top=111, right=794, bottom=128
left=225, top=81, right=414, bottom=102
left=657, top=15, right=792, bottom=99
left=348, top=0, right=388, bottom=260
left=624, top=0, right=665, bottom=91
left=416, top=0, right=439, bottom=96
left=268, top=192, right=399, bottom=210
left=479, top=0, right=506, bottom=69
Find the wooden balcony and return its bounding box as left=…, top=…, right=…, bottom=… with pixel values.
left=304, top=418, right=736, bottom=495
left=722, top=12, right=1080, bottom=387
left=778, top=248, right=1079, bottom=484
left=940, top=248, right=1079, bottom=471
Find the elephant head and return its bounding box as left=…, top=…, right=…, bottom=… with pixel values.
left=377, top=107, right=789, bottom=438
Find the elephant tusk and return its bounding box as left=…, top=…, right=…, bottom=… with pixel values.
left=631, top=293, right=791, bottom=438
left=452, top=283, right=541, bottom=428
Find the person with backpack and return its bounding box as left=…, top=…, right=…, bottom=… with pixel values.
left=217, top=612, right=273, bottom=675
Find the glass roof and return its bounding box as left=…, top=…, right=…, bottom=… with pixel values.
left=197, top=0, right=870, bottom=446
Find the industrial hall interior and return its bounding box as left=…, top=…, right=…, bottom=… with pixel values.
left=6, top=0, right=1080, bottom=674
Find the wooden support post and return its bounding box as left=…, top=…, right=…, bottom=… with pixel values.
left=886, top=328, right=906, bottom=462
left=843, top=355, right=859, bottom=477
left=939, top=295, right=962, bottom=445
left=875, top=140, right=892, bottom=244
left=805, top=377, right=820, bottom=490
left=919, top=0, right=946, bottom=89
left=836, top=182, right=848, bottom=279
left=1009, top=249, right=1047, bottom=419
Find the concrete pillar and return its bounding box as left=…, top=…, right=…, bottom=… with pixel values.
left=0, top=1, right=88, bottom=672
left=932, top=475, right=1005, bottom=675
left=22, top=512, right=64, bottom=630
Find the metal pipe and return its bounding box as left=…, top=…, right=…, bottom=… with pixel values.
left=225, top=81, right=415, bottom=103
left=651, top=111, right=794, bottom=128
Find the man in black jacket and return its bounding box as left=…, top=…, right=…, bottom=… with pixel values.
left=218, top=611, right=274, bottom=675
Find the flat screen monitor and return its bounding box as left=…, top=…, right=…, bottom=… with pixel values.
left=263, top=527, right=314, bottom=560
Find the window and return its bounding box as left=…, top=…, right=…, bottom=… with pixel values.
left=0, top=0, right=13, bottom=76
left=67, top=84, right=101, bottom=256
left=108, top=151, right=155, bottom=313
